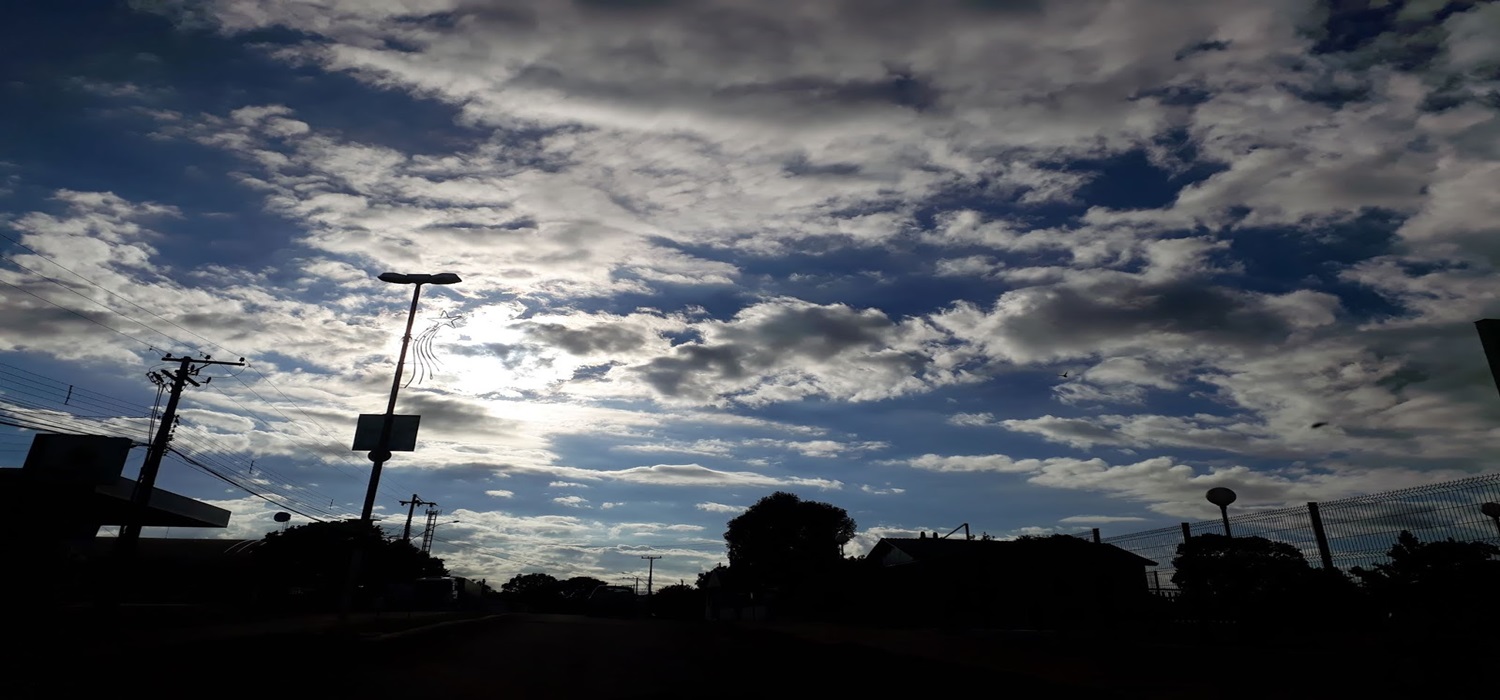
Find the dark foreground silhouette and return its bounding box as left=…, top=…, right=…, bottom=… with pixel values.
left=12, top=611, right=1494, bottom=699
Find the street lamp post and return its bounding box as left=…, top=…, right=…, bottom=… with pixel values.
left=1206, top=487, right=1237, bottom=538
left=340, top=271, right=461, bottom=621
left=361, top=272, right=461, bottom=523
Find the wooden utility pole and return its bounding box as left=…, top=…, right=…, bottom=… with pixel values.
left=641, top=555, right=661, bottom=596
left=118, top=354, right=243, bottom=555
left=400, top=494, right=435, bottom=543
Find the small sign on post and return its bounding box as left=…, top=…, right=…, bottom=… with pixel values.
left=351, top=414, right=421, bottom=452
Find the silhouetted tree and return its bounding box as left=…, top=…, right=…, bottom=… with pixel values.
left=725, top=492, right=855, bottom=590
left=649, top=583, right=704, bottom=619
left=1171, top=534, right=1313, bottom=621
left=695, top=564, right=729, bottom=590
left=1351, top=530, right=1500, bottom=633
left=252, top=520, right=446, bottom=609
left=500, top=572, right=561, bottom=610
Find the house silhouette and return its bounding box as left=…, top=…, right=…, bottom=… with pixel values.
left=865, top=535, right=1157, bottom=629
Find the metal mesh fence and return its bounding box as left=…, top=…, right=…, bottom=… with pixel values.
left=1101, top=473, right=1500, bottom=593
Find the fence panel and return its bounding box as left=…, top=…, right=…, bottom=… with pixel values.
left=1101, top=472, right=1500, bottom=593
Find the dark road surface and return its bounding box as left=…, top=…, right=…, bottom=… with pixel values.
left=19, top=613, right=1495, bottom=698
left=24, top=614, right=1100, bottom=698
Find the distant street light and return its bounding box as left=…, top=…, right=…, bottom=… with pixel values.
left=1206, top=487, right=1237, bottom=538
left=341, top=270, right=461, bottom=621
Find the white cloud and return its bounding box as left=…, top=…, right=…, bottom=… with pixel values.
left=484, top=490, right=514, bottom=499
left=548, top=481, right=588, bottom=489
left=601, top=464, right=842, bottom=490
left=860, top=485, right=906, bottom=495
left=1057, top=515, right=1149, bottom=525
left=695, top=502, right=746, bottom=514
left=947, top=412, right=997, bottom=427
left=897, top=453, right=1086, bottom=474
left=552, top=496, right=590, bottom=509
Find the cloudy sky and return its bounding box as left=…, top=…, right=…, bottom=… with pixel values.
left=2, top=0, right=1499, bottom=584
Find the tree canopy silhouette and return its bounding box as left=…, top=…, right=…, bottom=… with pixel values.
left=1351, top=530, right=1500, bottom=630
left=252, top=519, right=446, bottom=608
left=649, top=583, right=704, bottom=619
left=724, top=491, right=855, bottom=588
left=1171, top=534, right=1313, bottom=619
left=501, top=572, right=558, bottom=598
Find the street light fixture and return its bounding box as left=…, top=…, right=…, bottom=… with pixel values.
left=358, top=271, right=462, bottom=522
left=342, top=270, right=461, bottom=621
left=1206, top=487, right=1237, bottom=538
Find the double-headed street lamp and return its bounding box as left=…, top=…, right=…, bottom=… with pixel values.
left=359, top=271, right=462, bottom=524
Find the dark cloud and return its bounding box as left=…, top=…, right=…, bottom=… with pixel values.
left=719, top=304, right=896, bottom=362
left=630, top=302, right=920, bottom=399
left=998, top=278, right=1297, bottom=356
left=1003, top=415, right=1130, bottom=447
left=637, top=344, right=746, bottom=396
left=526, top=322, right=651, bottom=356
left=783, top=155, right=864, bottom=178
left=716, top=70, right=942, bottom=112
left=449, top=342, right=547, bottom=370
left=398, top=392, right=512, bottom=435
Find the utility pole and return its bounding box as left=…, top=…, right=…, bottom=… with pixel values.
left=118, top=354, right=243, bottom=555
left=400, top=494, right=435, bottom=543
left=421, top=505, right=441, bottom=554
left=641, top=555, right=661, bottom=596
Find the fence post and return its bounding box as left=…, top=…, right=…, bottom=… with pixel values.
left=1180, top=522, right=1191, bottom=541
left=1475, top=319, right=1500, bottom=398
left=1307, top=502, right=1335, bottom=570
left=1091, top=528, right=1101, bottom=544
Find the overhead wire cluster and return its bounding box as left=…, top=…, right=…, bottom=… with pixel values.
left=0, top=229, right=431, bottom=518
left=0, top=361, right=348, bottom=521
left=0, top=227, right=536, bottom=567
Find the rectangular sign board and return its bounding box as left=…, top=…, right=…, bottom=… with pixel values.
left=23, top=433, right=133, bottom=484
left=352, top=414, right=421, bottom=451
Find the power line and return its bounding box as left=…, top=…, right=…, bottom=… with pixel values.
left=0, top=393, right=346, bottom=522
left=210, top=377, right=369, bottom=484
left=1, top=237, right=390, bottom=488
left=168, top=431, right=348, bottom=519
left=0, top=230, right=234, bottom=353
left=0, top=406, right=335, bottom=520
left=0, top=256, right=195, bottom=353
left=1, top=361, right=366, bottom=517
left=0, top=244, right=433, bottom=511
left=164, top=449, right=333, bottom=522
left=0, top=278, right=162, bottom=351
left=0, top=363, right=151, bottom=415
